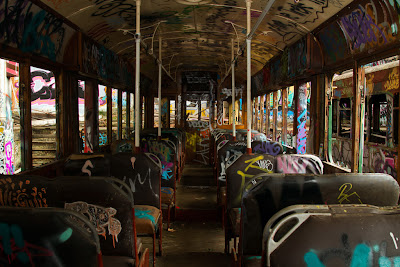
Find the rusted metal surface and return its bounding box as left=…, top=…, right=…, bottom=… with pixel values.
left=241, top=172, right=399, bottom=257
left=264, top=204, right=400, bottom=267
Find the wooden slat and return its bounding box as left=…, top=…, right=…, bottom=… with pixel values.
left=19, top=61, right=32, bottom=171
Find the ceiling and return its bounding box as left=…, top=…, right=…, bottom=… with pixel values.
left=39, top=0, right=353, bottom=83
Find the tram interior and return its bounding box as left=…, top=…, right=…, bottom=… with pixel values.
left=1, top=0, right=400, bottom=267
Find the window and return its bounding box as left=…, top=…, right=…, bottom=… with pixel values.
left=78, top=80, right=85, bottom=152
left=98, top=85, right=107, bottom=146
left=186, top=101, right=198, bottom=121
left=368, top=94, right=387, bottom=144
left=200, top=100, right=209, bottom=121
left=112, top=88, right=118, bottom=142
left=277, top=90, right=282, bottom=142
left=122, top=91, right=127, bottom=139
left=170, top=100, right=176, bottom=128
left=338, top=98, right=351, bottom=138
left=287, top=86, right=294, bottom=146
left=154, top=97, right=159, bottom=128
left=31, top=66, right=57, bottom=167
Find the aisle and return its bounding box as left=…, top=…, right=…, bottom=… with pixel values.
left=143, top=164, right=230, bottom=266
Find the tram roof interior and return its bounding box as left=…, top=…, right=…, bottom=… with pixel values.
left=27, top=0, right=387, bottom=92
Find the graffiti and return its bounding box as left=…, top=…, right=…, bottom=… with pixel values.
left=25, top=13, right=65, bottom=61
left=4, top=140, right=12, bottom=175
left=304, top=234, right=400, bottom=267
left=221, top=87, right=243, bottom=100
left=65, top=201, right=122, bottom=248
left=0, top=223, right=53, bottom=264
left=122, top=161, right=159, bottom=201
left=186, top=132, right=197, bottom=150
left=256, top=160, right=274, bottom=172
left=340, top=5, right=388, bottom=51
left=237, top=156, right=273, bottom=179
left=31, top=69, right=55, bottom=103
left=91, top=0, right=136, bottom=25
left=161, top=98, right=168, bottom=128
left=276, top=155, right=323, bottom=174
left=99, top=132, right=107, bottom=146
left=384, top=69, right=399, bottom=91
left=219, top=150, right=243, bottom=181
left=0, top=178, right=47, bottom=208
left=253, top=141, right=282, bottom=156
left=297, top=83, right=307, bottom=154
left=142, top=141, right=174, bottom=182
left=81, top=160, right=94, bottom=176
left=87, top=22, right=115, bottom=41
left=186, top=94, right=209, bottom=101
left=187, top=120, right=209, bottom=128
left=135, top=208, right=156, bottom=227
left=337, top=183, right=362, bottom=204
left=217, top=140, right=229, bottom=151
left=217, top=101, right=223, bottom=126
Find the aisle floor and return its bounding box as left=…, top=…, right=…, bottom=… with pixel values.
left=142, top=164, right=230, bottom=266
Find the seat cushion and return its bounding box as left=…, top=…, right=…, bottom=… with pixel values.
left=229, top=208, right=241, bottom=236
left=102, top=255, right=135, bottom=267
left=161, top=187, right=174, bottom=206
left=134, top=205, right=161, bottom=234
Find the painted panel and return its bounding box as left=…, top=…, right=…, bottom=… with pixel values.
left=0, top=1, right=75, bottom=62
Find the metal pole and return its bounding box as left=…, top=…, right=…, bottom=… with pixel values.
left=135, top=0, right=141, bottom=151
left=246, top=0, right=252, bottom=154
left=232, top=39, right=236, bottom=141
left=158, top=35, right=162, bottom=140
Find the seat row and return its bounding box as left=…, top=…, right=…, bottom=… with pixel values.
left=0, top=175, right=149, bottom=267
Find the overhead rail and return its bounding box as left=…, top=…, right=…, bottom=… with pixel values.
left=220, top=0, right=277, bottom=86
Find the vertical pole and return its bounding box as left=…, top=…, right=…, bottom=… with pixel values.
left=351, top=61, right=361, bottom=172
left=246, top=0, right=252, bottom=154
left=358, top=68, right=366, bottom=173
left=135, top=0, right=141, bottom=152
left=273, top=91, right=277, bottom=141
left=158, top=35, right=162, bottom=140
left=107, top=86, right=112, bottom=144
left=282, top=88, right=287, bottom=144
left=266, top=93, right=270, bottom=138
left=232, top=39, right=236, bottom=141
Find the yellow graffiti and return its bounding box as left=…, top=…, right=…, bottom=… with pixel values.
left=384, top=69, right=399, bottom=91
left=244, top=156, right=271, bottom=173
left=236, top=171, right=255, bottom=203
left=337, top=183, right=362, bottom=204
left=366, top=73, right=374, bottom=95
left=186, top=132, right=197, bottom=150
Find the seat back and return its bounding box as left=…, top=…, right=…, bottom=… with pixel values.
left=276, top=154, right=323, bottom=174
left=241, top=173, right=400, bottom=256
left=0, top=206, right=100, bottom=267
left=111, top=152, right=162, bottom=209
left=141, top=139, right=176, bottom=189
left=63, top=154, right=111, bottom=176
left=226, top=153, right=277, bottom=210
left=0, top=175, right=135, bottom=259
left=110, top=140, right=135, bottom=154
left=217, top=141, right=246, bottom=182
left=264, top=204, right=400, bottom=267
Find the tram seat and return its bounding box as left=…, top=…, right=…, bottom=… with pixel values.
left=63, top=153, right=111, bottom=176
left=111, top=152, right=163, bottom=266
left=224, top=153, right=324, bottom=256
left=239, top=173, right=399, bottom=266
left=262, top=204, right=400, bottom=267
left=0, top=175, right=148, bottom=267
left=0, top=206, right=102, bottom=267
left=141, top=138, right=177, bottom=230
left=111, top=139, right=136, bottom=154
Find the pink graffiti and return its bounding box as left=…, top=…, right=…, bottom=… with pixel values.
left=5, top=141, right=13, bottom=175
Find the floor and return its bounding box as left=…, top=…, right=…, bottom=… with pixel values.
left=142, top=163, right=231, bottom=266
